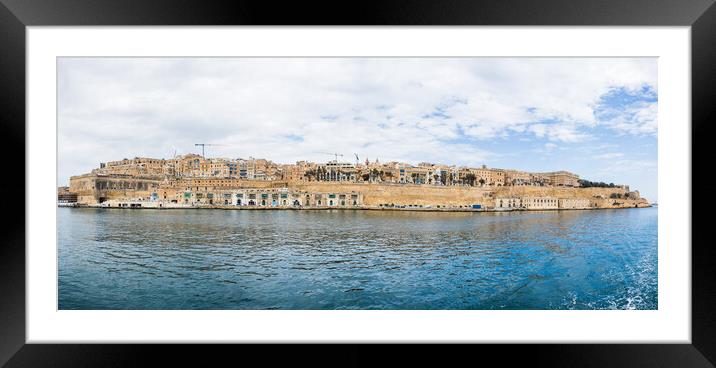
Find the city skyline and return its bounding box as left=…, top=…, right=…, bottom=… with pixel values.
left=79, top=152, right=589, bottom=187
left=58, top=57, right=658, bottom=201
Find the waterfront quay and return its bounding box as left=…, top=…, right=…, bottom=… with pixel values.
left=67, top=183, right=650, bottom=212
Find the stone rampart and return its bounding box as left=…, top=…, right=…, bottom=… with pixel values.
left=70, top=174, right=650, bottom=209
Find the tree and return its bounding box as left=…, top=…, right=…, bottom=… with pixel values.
left=464, top=173, right=476, bottom=186
left=579, top=179, right=620, bottom=188
left=382, top=171, right=391, bottom=182
left=304, top=169, right=317, bottom=182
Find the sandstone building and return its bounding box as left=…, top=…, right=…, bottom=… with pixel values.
left=63, top=153, right=648, bottom=210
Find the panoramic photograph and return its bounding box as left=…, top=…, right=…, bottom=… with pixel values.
left=57, top=57, right=658, bottom=310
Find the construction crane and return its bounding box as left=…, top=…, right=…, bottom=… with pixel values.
left=319, top=152, right=344, bottom=162
left=194, top=143, right=225, bottom=158
left=354, top=153, right=359, bottom=166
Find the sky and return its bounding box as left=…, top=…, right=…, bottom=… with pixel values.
left=58, top=57, right=658, bottom=202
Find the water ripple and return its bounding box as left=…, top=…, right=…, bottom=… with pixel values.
left=58, top=207, right=657, bottom=310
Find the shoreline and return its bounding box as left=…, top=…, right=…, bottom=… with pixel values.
left=58, top=203, right=652, bottom=212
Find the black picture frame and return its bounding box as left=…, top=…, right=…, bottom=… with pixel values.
left=1, top=0, right=714, bottom=366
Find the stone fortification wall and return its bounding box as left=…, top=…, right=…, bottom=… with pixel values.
left=70, top=173, right=650, bottom=209
left=493, top=186, right=638, bottom=199
left=492, top=186, right=650, bottom=208
left=290, top=182, right=493, bottom=207
left=288, top=182, right=649, bottom=208
left=69, top=174, right=161, bottom=204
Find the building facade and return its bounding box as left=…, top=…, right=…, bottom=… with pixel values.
left=558, top=198, right=591, bottom=209
left=170, top=187, right=363, bottom=208
left=495, top=197, right=522, bottom=209
left=522, top=197, right=559, bottom=210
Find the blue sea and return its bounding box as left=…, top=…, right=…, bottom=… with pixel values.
left=58, top=207, right=657, bottom=310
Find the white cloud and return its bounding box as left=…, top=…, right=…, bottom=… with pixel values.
left=602, top=101, right=658, bottom=135
left=58, top=57, right=657, bottom=184
left=598, top=159, right=657, bottom=175
left=544, top=143, right=558, bottom=151
left=593, top=152, right=625, bottom=159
